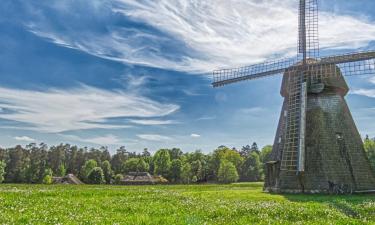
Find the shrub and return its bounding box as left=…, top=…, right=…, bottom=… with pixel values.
left=114, top=174, right=123, bottom=185
left=43, top=175, right=52, bottom=184
left=0, top=161, right=6, bottom=183
left=87, top=167, right=105, bottom=184
left=218, top=160, right=239, bottom=184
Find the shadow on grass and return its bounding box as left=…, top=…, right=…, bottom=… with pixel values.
left=277, top=192, right=375, bottom=218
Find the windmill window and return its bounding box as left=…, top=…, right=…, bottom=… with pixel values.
left=336, top=133, right=343, bottom=141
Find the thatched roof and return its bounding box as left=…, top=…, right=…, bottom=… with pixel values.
left=120, top=172, right=168, bottom=185
left=53, top=174, right=84, bottom=185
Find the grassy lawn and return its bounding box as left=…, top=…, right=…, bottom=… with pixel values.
left=0, top=182, right=374, bottom=224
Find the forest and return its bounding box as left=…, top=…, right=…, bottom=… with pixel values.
left=0, top=136, right=374, bottom=185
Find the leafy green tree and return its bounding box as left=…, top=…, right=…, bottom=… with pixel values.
left=114, top=174, right=123, bottom=184
left=57, top=164, right=66, bottom=177
left=101, top=160, right=113, bottom=184
left=170, top=159, right=182, bottom=182
left=364, top=136, right=375, bottom=171
left=260, top=145, right=273, bottom=163
left=241, top=152, right=262, bottom=181
left=123, top=158, right=139, bottom=173
left=25, top=143, right=48, bottom=183
left=43, top=168, right=53, bottom=185
left=137, top=159, right=149, bottom=172
left=181, top=163, right=192, bottom=184
left=218, top=160, right=239, bottom=184
left=211, top=146, right=243, bottom=178
left=153, top=149, right=171, bottom=178
left=81, top=159, right=97, bottom=181
left=169, top=148, right=183, bottom=160
left=5, top=145, right=30, bottom=183
left=0, top=160, right=6, bottom=183
left=111, top=147, right=129, bottom=174
left=191, top=160, right=203, bottom=181
left=250, top=142, right=259, bottom=153
left=87, top=167, right=105, bottom=184
left=240, top=145, right=251, bottom=157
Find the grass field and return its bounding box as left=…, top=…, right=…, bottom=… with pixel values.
left=0, top=183, right=374, bottom=224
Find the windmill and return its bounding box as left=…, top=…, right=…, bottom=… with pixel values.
left=212, top=0, right=375, bottom=193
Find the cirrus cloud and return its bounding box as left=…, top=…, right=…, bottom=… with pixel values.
left=0, top=85, right=179, bottom=133
left=22, top=0, right=375, bottom=73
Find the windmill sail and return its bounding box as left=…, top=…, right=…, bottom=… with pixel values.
left=298, top=0, right=319, bottom=59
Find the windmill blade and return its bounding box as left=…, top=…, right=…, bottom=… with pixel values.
left=320, top=51, right=375, bottom=66
left=298, top=0, right=319, bottom=59
left=212, top=58, right=299, bottom=87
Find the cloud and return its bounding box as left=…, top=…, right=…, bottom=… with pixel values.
left=137, top=134, right=172, bottom=141
left=129, top=119, right=176, bottom=125
left=190, top=133, right=200, bottom=138
left=14, top=136, right=35, bottom=142
left=351, top=89, right=375, bottom=98
left=63, top=134, right=122, bottom=145
left=0, top=85, right=179, bottom=133
left=23, top=0, right=375, bottom=73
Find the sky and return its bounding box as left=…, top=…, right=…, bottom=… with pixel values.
left=0, top=0, right=375, bottom=154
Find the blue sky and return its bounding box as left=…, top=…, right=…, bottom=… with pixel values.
left=0, top=0, right=375, bottom=154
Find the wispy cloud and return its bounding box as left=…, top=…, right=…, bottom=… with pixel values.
left=63, top=134, right=122, bottom=145
left=129, top=119, right=176, bottom=125
left=137, top=134, right=172, bottom=141
left=351, top=88, right=375, bottom=98
left=24, top=0, right=375, bottom=72
left=190, top=133, right=200, bottom=138
left=0, top=85, right=179, bottom=133
left=14, top=136, right=36, bottom=142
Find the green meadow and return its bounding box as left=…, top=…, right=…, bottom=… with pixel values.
left=0, top=182, right=374, bottom=224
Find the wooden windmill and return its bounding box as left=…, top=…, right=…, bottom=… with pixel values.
left=212, top=0, right=375, bottom=193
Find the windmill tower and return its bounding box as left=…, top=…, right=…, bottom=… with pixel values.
left=212, top=0, right=375, bottom=193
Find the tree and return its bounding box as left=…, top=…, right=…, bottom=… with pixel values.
left=364, top=136, right=375, bottom=171
left=111, top=147, right=128, bottom=174
left=81, top=159, right=97, bottom=181
left=123, top=158, right=139, bottom=173
left=101, top=160, right=113, bottom=184
left=137, top=159, right=149, bottom=172
left=43, top=168, right=53, bottom=185
left=191, top=160, right=203, bottom=181
left=170, top=159, right=182, bottom=182
left=169, top=148, right=183, bottom=160
left=260, top=145, right=273, bottom=163
left=0, top=161, right=6, bottom=183
left=153, top=149, right=171, bottom=178
left=211, top=146, right=243, bottom=179
left=241, top=152, right=262, bottom=181
left=240, top=145, right=251, bottom=158
left=114, top=174, right=123, bottom=185
left=57, top=164, right=66, bottom=177
left=87, top=167, right=105, bottom=184
left=5, top=145, right=30, bottom=183
left=181, top=163, right=192, bottom=184
left=250, top=142, right=259, bottom=153
left=218, top=160, right=239, bottom=184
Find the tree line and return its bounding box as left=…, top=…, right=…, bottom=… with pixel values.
left=0, top=142, right=272, bottom=184
left=0, top=136, right=374, bottom=185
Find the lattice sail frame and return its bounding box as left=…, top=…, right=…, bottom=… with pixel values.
left=299, top=0, right=319, bottom=59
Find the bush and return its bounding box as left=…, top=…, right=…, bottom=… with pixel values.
left=0, top=161, right=6, bottom=183
left=87, top=167, right=105, bottom=184
left=218, top=160, right=239, bottom=184
left=114, top=174, right=123, bottom=185
left=43, top=175, right=52, bottom=184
